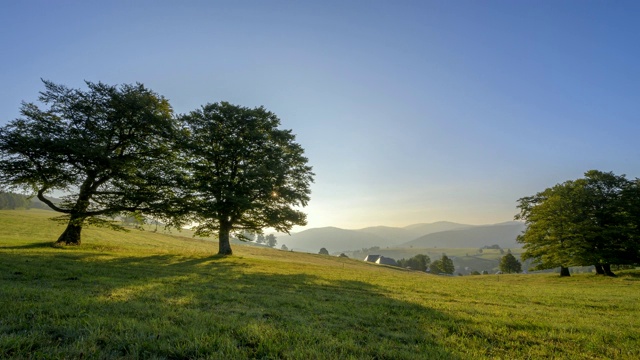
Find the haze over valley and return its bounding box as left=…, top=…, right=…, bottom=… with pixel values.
left=277, top=221, right=525, bottom=254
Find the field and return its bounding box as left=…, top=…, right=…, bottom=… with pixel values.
left=1, top=210, right=639, bottom=359
left=346, top=247, right=526, bottom=274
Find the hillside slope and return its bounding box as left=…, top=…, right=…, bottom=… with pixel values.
left=400, top=222, right=526, bottom=249
left=355, top=221, right=473, bottom=245
left=354, top=226, right=417, bottom=245
left=280, top=222, right=480, bottom=253
left=0, top=210, right=639, bottom=359
left=402, top=221, right=473, bottom=237
left=278, top=226, right=389, bottom=253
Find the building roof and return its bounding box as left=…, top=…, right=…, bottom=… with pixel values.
left=364, top=255, right=381, bottom=262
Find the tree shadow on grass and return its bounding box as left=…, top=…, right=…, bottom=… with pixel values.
left=0, top=251, right=467, bottom=359
left=0, top=241, right=55, bottom=249
left=619, top=270, right=640, bottom=281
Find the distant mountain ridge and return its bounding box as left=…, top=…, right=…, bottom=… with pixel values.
left=399, top=221, right=525, bottom=249
left=279, top=221, right=524, bottom=253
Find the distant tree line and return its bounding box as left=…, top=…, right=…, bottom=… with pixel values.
left=0, top=192, right=30, bottom=209
left=0, top=191, right=52, bottom=210
left=516, top=170, right=640, bottom=276
left=397, top=254, right=430, bottom=271
left=238, top=231, right=278, bottom=248
left=0, top=80, right=313, bottom=255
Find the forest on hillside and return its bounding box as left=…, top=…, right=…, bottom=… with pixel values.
left=0, top=192, right=50, bottom=210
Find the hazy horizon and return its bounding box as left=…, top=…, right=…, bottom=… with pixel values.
left=2, top=1, right=639, bottom=232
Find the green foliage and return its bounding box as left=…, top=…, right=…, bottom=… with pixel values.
left=178, top=102, right=313, bottom=255
left=397, top=254, right=431, bottom=271
left=319, top=247, right=329, bottom=255
left=516, top=170, right=640, bottom=275
left=265, top=234, right=277, bottom=248
left=499, top=253, right=522, bottom=274
left=0, top=80, right=179, bottom=245
left=430, top=254, right=454, bottom=274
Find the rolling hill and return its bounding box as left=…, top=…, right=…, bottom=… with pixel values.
left=355, top=221, right=471, bottom=244
left=278, top=221, right=524, bottom=253
left=277, top=226, right=390, bottom=253
left=402, top=221, right=473, bottom=237
left=399, top=221, right=526, bottom=249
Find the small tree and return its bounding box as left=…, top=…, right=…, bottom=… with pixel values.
left=265, top=234, right=277, bottom=248
left=430, top=255, right=454, bottom=274
left=499, top=253, right=522, bottom=274
left=256, top=234, right=266, bottom=244
left=429, top=260, right=443, bottom=274
left=179, top=102, right=314, bottom=255
left=281, top=244, right=288, bottom=251
left=441, top=255, right=455, bottom=274
left=319, top=247, right=329, bottom=255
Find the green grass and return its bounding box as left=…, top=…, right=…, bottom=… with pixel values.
left=1, top=210, right=639, bottom=359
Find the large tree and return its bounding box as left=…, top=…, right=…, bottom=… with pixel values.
left=515, top=180, right=585, bottom=276
left=621, top=178, right=640, bottom=266
left=577, top=170, right=635, bottom=276
left=179, top=102, right=313, bottom=255
left=516, top=170, right=640, bottom=276
left=0, top=80, right=178, bottom=245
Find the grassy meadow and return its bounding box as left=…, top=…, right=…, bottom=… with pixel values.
left=1, top=210, right=639, bottom=359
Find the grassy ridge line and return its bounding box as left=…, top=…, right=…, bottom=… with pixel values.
left=1, top=210, right=639, bottom=359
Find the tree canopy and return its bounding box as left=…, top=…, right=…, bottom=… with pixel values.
left=397, top=254, right=431, bottom=271
left=0, top=80, right=179, bottom=245
left=516, top=170, right=640, bottom=276
left=178, top=102, right=314, bottom=255
left=1, top=82, right=314, bottom=254
left=430, top=254, right=454, bottom=275
left=499, top=253, right=522, bottom=274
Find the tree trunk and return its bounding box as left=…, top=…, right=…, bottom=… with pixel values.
left=594, top=264, right=605, bottom=275
left=559, top=266, right=571, bottom=277
left=218, top=223, right=233, bottom=255
left=603, top=264, right=616, bottom=277
left=54, top=178, right=92, bottom=246
left=56, top=215, right=83, bottom=245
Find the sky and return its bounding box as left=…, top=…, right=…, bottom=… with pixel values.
left=1, top=1, right=639, bottom=230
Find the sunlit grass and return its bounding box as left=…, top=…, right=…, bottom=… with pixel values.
left=1, top=210, right=639, bottom=359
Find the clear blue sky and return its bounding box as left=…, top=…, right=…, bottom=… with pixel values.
left=2, top=1, right=639, bottom=230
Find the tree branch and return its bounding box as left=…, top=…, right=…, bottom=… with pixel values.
left=37, top=187, right=72, bottom=213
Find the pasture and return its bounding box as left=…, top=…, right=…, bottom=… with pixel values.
left=1, top=210, right=638, bottom=359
